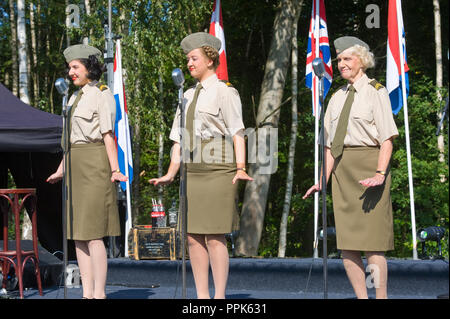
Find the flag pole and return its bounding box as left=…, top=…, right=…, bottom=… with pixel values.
left=117, top=39, right=133, bottom=258
left=313, top=0, right=320, bottom=259
left=396, top=0, right=418, bottom=260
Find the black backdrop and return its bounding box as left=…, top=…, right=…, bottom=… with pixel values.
left=0, top=83, right=72, bottom=258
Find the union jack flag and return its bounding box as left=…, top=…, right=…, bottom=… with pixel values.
left=305, top=0, right=333, bottom=116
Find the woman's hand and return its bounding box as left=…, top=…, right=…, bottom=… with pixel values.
left=149, top=174, right=174, bottom=186
left=302, top=184, right=321, bottom=199
left=111, top=171, right=128, bottom=183
left=46, top=171, right=63, bottom=184
left=359, top=174, right=385, bottom=188
left=232, top=169, right=254, bottom=184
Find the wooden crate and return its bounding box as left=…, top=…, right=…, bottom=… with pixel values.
left=128, top=226, right=183, bottom=261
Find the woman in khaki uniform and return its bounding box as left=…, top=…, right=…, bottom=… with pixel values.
left=303, top=37, right=398, bottom=299
left=150, top=32, right=253, bottom=299
left=47, top=44, right=127, bottom=299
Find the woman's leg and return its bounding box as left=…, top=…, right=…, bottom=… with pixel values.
left=88, top=239, right=108, bottom=299
left=341, top=250, right=368, bottom=299
left=187, top=233, right=210, bottom=299
left=74, top=240, right=94, bottom=299
left=206, top=234, right=229, bottom=299
left=365, top=251, right=388, bottom=299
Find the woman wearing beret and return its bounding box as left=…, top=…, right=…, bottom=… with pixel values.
left=47, top=44, right=127, bottom=299
left=150, top=32, right=253, bottom=299
left=303, top=36, right=398, bottom=299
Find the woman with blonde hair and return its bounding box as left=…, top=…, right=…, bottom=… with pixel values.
left=150, top=32, right=253, bottom=299
left=304, top=36, right=398, bottom=299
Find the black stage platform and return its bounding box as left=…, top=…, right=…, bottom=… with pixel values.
left=1, top=242, right=448, bottom=299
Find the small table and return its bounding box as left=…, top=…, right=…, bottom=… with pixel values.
left=0, top=188, right=43, bottom=298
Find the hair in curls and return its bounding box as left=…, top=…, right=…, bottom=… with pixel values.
left=66, top=55, right=106, bottom=81
left=201, top=46, right=220, bottom=70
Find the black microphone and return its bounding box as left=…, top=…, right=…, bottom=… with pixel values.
left=55, top=78, right=69, bottom=95
left=172, top=68, right=185, bottom=88
left=312, top=57, right=326, bottom=79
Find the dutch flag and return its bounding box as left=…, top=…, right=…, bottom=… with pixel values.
left=386, top=0, right=409, bottom=115
left=113, top=40, right=133, bottom=191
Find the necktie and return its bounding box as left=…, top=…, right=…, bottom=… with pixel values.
left=185, top=84, right=202, bottom=151
left=331, top=85, right=356, bottom=159
left=61, top=90, right=84, bottom=150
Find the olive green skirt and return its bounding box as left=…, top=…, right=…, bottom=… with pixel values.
left=332, top=147, right=394, bottom=251
left=185, top=138, right=238, bottom=234
left=67, top=143, right=120, bottom=240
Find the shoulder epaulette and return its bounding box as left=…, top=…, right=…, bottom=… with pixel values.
left=369, top=79, right=384, bottom=91
left=95, top=82, right=108, bottom=91
left=220, top=80, right=233, bottom=87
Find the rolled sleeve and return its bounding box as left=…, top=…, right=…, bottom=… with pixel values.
left=221, top=87, right=245, bottom=137
left=98, top=91, right=116, bottom=135
left=373, top=88, right=399, bottom=143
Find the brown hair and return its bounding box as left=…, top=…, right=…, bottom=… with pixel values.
left=201, top=46, right=220, bottom=70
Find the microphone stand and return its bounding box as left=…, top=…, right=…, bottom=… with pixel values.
left=318, top=74, right=328, bottom=299
left=176, top=84, right=188, bottom=299
left=61, top=92, right=69, bottom=299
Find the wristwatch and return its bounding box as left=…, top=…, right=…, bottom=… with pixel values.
left=112, top=169, right=121, bottom=174
left=237, top=167, right=247, bottom=172
left=376, top=170, right=386, bottom=176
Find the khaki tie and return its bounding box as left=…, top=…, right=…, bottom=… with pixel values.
left=331, top=85, right=356, bottom=159
left=185, top=84, right=202, bottom=151
left=61, top=90, right=84, bottom=150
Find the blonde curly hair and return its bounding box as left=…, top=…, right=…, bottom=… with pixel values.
left=201, top=46, right=220, bottom=70
left=344, top=44, right=375, bottom=71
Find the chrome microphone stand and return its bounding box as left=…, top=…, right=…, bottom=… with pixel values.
left=55, top=78, right=69, bottom=299
left=312, top=58, right=328, bottom=299
left=171, top=69, right=187, bottom=298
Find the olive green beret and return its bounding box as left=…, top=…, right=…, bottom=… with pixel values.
left=334, top=36, right=370, bottom=55
left=180, top=32, right=221, bottom=54
left=63, top=44, right=102, bottom=63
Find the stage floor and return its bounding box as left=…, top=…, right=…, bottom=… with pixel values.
left=1, top=256, right=448, bottom=300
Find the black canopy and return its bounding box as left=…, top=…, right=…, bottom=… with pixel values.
left=0, top=83, right=71, bottom=257
left=0, top=83, right=62, bottom=152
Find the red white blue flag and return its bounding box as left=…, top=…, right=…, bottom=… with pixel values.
left=113, top=40, right=133, bottom=191
left=386, top=0, right=409, bottom=115
left=209, top=0, right=228, bottom=81
left=305, top=0, right=333, bottom=116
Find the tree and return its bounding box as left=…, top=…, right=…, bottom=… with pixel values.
left=236, top=0, right=303, bottom=256
left=278, top=5, right=300, bottom=258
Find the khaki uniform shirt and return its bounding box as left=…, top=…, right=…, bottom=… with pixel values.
left=324, top=74, right=399, bottom=148
left=169, top=74, right=245, bottom=144
left=68, top=81, right=116, bottom=144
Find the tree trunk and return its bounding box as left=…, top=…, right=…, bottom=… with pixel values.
left=17, top=0, right=33, bottom=239
left=83, top=0, right=92, bottom=44
left=9, top=0, right=18, bottom=96
left=235, top=0, right=303, bottom=256
left=17, top=0, right=30, bottom=105
left=30, top=2, right=39, bottom=105
left=278, top=7, right=300, bottom=258
left=433, top=0, right=445, bottom=175
left=158, top=75, right=164, bottom=202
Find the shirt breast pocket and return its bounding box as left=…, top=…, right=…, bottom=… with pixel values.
left=352, top=111, right=373, bottom=124
left=197, top=103, right=220, bottom=117
left=73, top=108, right=95, bottom=122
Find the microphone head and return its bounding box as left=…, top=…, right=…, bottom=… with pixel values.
left=312, top=58, right=326, bottom=79
left=55, top=78, right=69, bottom=95
left=172, top=68, right=185, bottom=88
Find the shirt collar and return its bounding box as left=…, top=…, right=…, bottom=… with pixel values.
left=348, top=73, right=368, bottom=93
left=199, top=73, right=218, bottom=90
left=81, top=80, right=98, bottom=93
